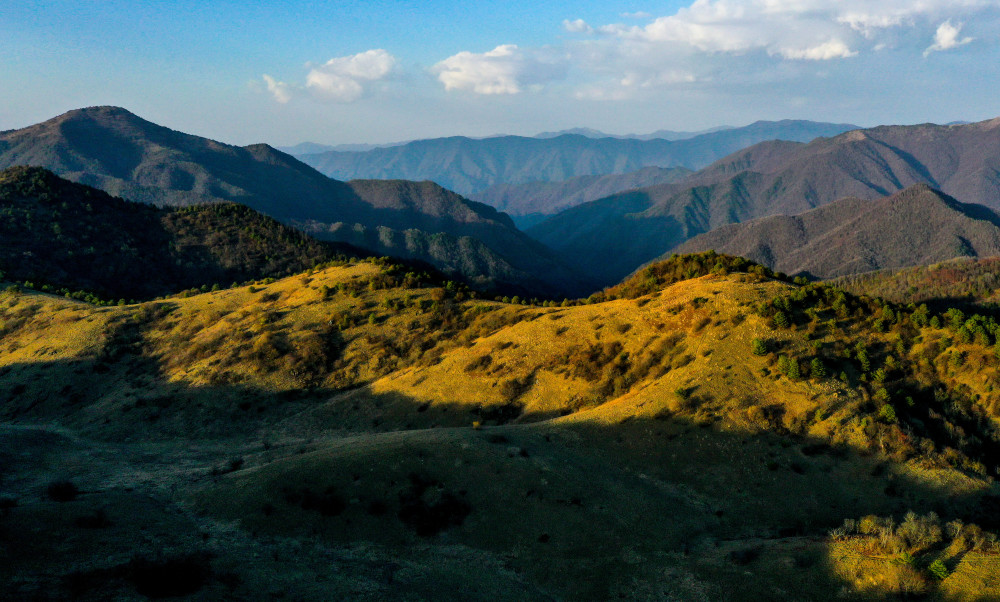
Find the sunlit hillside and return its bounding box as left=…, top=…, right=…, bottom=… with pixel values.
left=3, top=253, right=1000, bottom=599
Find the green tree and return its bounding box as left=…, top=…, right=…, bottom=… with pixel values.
left=810, top=357, right=826, bottom=379
left=878, top=403, right=897, bottom=423
left=751, top=338, right=768, bottom=356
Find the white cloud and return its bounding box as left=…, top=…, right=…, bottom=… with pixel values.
left=260, top=49, right=397, bottom=104
left=305, top=49, right=397, bottom=102
left=262, top=74, right=292, bottom=103
left=621, top=11, right=651, bottom=20
left=778, top=40, right=857, bottom=61
left=433, top=45, right=568, bottom=94
left=563, top=19, right=593, bottom=34
left=924, top=20, right=974, bottom=56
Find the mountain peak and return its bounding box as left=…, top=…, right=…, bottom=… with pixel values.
left=57, top=105, right=143, bottom=123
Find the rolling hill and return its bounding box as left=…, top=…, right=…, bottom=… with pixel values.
left=3, top=252, right=1000, bottom=599
left=676, top=185, right=1000, bottom=279
left=529, top=118, right=1000, bottom=286
left=0, top=106, right=588, bottom=295
left=297, top=120, right=858, bottom=196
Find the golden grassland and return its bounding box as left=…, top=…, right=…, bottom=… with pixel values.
left=3, top=255, right=1000, bottom=599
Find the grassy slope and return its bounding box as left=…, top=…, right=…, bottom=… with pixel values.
left=3, top=254, right=1000, bottom=599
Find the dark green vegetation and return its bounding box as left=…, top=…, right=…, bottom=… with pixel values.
left=0, top=166, right=358, bottom=301
left=0, top=106, right=587, bottom=295
left=297, top=120, right=858, bottom=196
left=677, top=185, right=1000, bottom=279
left=4, top=251, right=1000, bottom=599
left=529, top=118, right=1000, bottom=286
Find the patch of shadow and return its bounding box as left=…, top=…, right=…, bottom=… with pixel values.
left=729, top=547, right=760, bottom=566
left=398, top=473, right=471, bottom=537
left=129, top=553, right=213, bottom=599
left=283, top=486, right=346, bottom=517
left=62, top=552, right=217, bottom=600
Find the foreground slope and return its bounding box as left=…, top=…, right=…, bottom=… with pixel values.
left=3, top=253, right=1000, bottom=599
left=677, top=185, right=1000, bottom=279
left=530, top=118, right=1000, bottom=285
left=0, top=106, right=588, bottom=295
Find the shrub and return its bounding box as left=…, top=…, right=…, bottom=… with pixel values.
left=927, top=559, right=949, bottom=580
left=897, top=511, right=942, bottom=551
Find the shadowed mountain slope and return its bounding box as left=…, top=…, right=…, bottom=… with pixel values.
left=529, top=118, right=1000, bottom=286
left=0, top=107, right=588, bottom=295
left=0, top=166, right=364, bottom=300
left=298, top=120, right=857, bottom=196
left=676, top=185, right=1000, bottom=279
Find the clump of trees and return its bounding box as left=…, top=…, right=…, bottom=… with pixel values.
left=829, top=511, right=999, bottom=592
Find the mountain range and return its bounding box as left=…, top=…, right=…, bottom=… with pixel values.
left=0, top=106, right=588, bottom=295
left=532, top=125, right=735, bottom=140
left=9, top=102, right=1000, bottom=600
left=296, top=120, right=858, bottom=196
left=529, top=117, right=1000, bottom=286
left=676, top=185, right=1000, bottom=279
left=469, top=165, right=693, bottom=228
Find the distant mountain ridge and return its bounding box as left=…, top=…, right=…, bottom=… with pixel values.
left=532, top=125, right=734, bottom=141
left=297, top=120, right=858, bottom=196
left=676, top=185, right=1000, bottom=279
left=0, top=106, right=590, bottom=295
left=469, top=166, right=693, bottom=227
left=528, top=117, right=1000, bottom=286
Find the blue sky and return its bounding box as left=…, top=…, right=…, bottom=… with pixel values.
left=3, top=1, right=999, bottom=146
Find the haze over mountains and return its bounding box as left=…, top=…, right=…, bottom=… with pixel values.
left=0, top=106, right=588, bottom=295
left=530, top=118, right=1000, bottom=286
left=469, top=166, right=693, bottom=228
left=296, top=120, right=858, bottom=196
left=533, top=125, right=734, bottom=141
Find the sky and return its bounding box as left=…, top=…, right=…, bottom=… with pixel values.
left=2, top=1, right=1000, bottom=146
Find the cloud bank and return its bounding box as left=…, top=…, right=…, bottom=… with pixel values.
left=262, top=1, right=994, bottom=106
